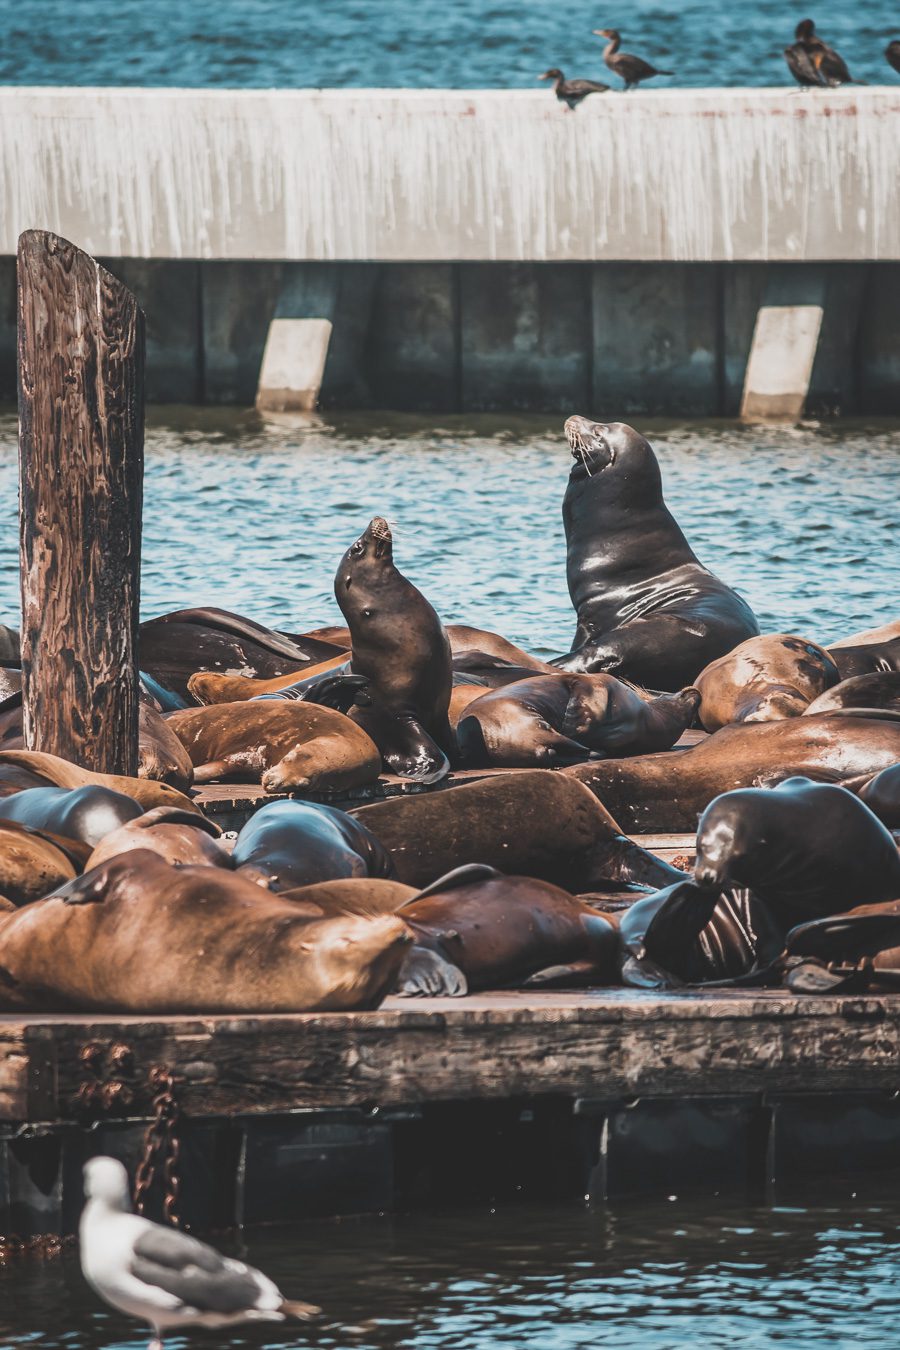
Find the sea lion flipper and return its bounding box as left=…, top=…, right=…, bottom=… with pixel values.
left=393, top=945, right=468, bottom=997
left=405, top=864, right=502, bottom=903
left=297, top=674, right=372, bottom=713
left=382, top=724, right=450, bottom=784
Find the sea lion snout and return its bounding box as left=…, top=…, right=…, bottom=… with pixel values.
left=564, top=416, right=614, bottom=473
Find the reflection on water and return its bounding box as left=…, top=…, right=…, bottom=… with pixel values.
left=3, top=1196, right=900, bottom=1348
left=0, top=410, right=896, bottom=653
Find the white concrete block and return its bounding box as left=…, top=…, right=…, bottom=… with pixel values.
left=740, top=304, right=824, bottom=421
left=256, top=317, right=333, bottom=412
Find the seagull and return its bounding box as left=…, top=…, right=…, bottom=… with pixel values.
left=79, top=1157, right=320, bottom=1350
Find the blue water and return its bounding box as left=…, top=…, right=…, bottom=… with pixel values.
left=0, top=410, right=896, bottom=654
left=4, top=1198, right=900, bottom=1348
left=0, top=0, right=897, bottom=89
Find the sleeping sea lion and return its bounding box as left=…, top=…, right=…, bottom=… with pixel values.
left=335, top=518, right=453, bottom=783
left=0, top=850, right=412, bottom=1014
left=828, top=637, right=900, bottom=681
left=0, top=819, right=85, bottom=905
left=457, top=673, right=699, bottom=767
left=553, top=417, right=758, bottom=687
left=0, top=750, right=200, bottom=813
left=166, top=701, right=381, bottom=793
left=829, top=620, right=900, bottom=648
left=694, top=634, right=839, bottom=730
left=393, top=866, right=619, bottom=996
left=565, top=714, right=900, bottom=831
left=86, top=807, right=230, bottom=871
left=804, top=672, right=900, bottom=716
left=187, top=655, right=350, bottom=706
left=231, top=799, right=393, bottom=891
left=353, top=770, right=683, bottom=893
left=693, top=777, right=900, bottom=923
left=0, top=785, right=143, bottom=850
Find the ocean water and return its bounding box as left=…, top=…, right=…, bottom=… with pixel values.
left=4, top=1197, right=900, bottom=1348
left=0, top=0, right=897, bottom=90
left=0, top=410, right=895, bottom=653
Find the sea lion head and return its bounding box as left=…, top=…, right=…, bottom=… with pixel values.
left=301, top=910, right=413, bottom=1009
left=335, top=517, right=397, bottom=611
left=564, top=417, right=659, bottom=491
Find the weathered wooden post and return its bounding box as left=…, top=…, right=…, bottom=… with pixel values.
left=17, top=230, right=145, bottom=775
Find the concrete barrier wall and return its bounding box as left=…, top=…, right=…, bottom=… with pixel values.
left=2, top=87, right=900, bottom=262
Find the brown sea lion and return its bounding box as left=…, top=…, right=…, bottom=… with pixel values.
left=292, top=623, right=551, bottom=672
left=694, top=634, right=839, bottom=731
left=0, top=751, right=199, bottom=813
left=449, top=684, right=488, bottom=729
left=829, top=620, right=900, bottom=648
left=829, top=637, right=900, bottom=681
left=565, top=713, right=900, bottom=831
left=693, top=778, right=900, bottom=924
left=353, top=770, right=683, bottom=893
left=804, top=672, right=900, bottom=716
left=0, top=819, right=83, bottom=905
left=552, top=417, right=759, bottom=688
left=140, top=608, right=344, bottom=702
left=187, top=654, right=350, bottom=706
left=166, top=702, right=381, bottom=793
left=335, top=518, right=453, bottom=783
left=231, top=799, right=393, bottom=891
left=0, top=850, right=412, bottom=1014
left=393, top=866, right=619, bottom=996
left=457, top=673, right=699, bottom=768
left=86, top=807, right=230, bottom=871
left=853, top=763, right=900, bottom=829
left=279, top=876, right=416, bottom=915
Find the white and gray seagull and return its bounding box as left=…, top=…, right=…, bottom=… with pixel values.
left=79, top=1156, right=320, bottom=1350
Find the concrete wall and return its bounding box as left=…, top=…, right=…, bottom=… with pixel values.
left=1, top=257, right=896, bottom=413
left=2, top=87, right=899, bottom=263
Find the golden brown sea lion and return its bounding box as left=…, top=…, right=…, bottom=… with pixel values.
left=0, top=751, right=200, bottom=813
left=829, top=621, right=900, bottom=648
left=0, top=850, right=412, bottom=1013
left=166, top=702, right=381, bottom=793
left=187, top=654, right=349, bottom=706
left=85, top=807, right=230, bottom=871
left=694, top=634, right=839, bottom=731
left=457, top=673, right=699, bottom=767
left=0, top=819, right=83, bottom=905
left=353, top=770, right=683, bottom=893
left=566, top=713, right=900, bottom=831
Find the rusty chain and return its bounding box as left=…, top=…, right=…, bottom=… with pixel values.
left=132, top=1067, right=183, bottom=1228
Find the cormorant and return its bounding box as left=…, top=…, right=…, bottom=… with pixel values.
left=592, top=29, right=672, bottom=90
left=790, top=18, right=860, bottom=87
left=784, top=20, right=822, bottom=87
left=886, top=40, right=900, bottom=75
left=539, top=68, right=610, bottom=109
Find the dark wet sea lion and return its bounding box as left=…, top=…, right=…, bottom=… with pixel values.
left=829, top=637, right=900, bottom=681
left=0, top=750, right=201, bottom=813
left=782, top=899, right=900, bottom=994
left=166, top=702, right=381, bottom=794
left=457, top=674, right=699, bottom=768
left=552, top=417, right=758, bottom=688
left=141, top=608, right=344, bottom=702
left=353, top=770, right=683, bottom=892
left=86, top=807, right=229, bottom=871
left=694, top=777, right=900, bottom=923
left=187, top=655, right=350, bottom=706
left=394, top=866, right=618, bottom=996
left=293, top=624, right=552, bottom=672
left=335, top=518, right=453, bottom=783
left=0, top=819, right=85, bottom=905
left=565, top=714, right=900, bottom=831
left=0, top=785, right=142, bottom=849
left=0, top=850, right=412, bottom=1014
left=854, top=763, right=900, bottom=829
left=804, top=672, right=900, bottom=716
left=694, top=634, right=839, bottom=731
left=232, top=799, right=393, bottom=891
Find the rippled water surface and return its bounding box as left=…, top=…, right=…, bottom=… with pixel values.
left=4, top=1197, right=900, bottom=1348
left=0, top=411, right=897, bottom=652
left=0, top=0, right=897, bottom=88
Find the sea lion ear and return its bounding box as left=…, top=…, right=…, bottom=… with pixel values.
left=404, top=863, right=502, bottom=903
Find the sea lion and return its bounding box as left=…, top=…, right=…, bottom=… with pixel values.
left=187, top=655, right=351, bottom=706
left=0, top=850, right=412, bottom=1014
left=829, top=620, right=900, bottom=648
left=0, top=785, right=143, bottom=849
left=335, top=518, right=453, bottom=783
left=166, top=702, right=381, bottom=794
left=353, top=770, right=683, bottom=893
left=829, top=637, right=900, bottom=681
left=553, top=417, right=759, bottom=688
left=0, top=750, right=201, bottom=813
left=0, top=819, right=84, bottom=906
left=565, top=713, right=900, bottom=831
left=231, top=799, right=393, bottom=891
left=457, top=673, right=699, bottom=768
left=278, top=876, right=416, bottom=915
left=853, top=763, right=900, bottom=829
left=693, top=778, right=900, bottom=923
left=140, top=608, right=344, bottom=702
left=86, top=807, right=230, bottom=871
left=292, top=624, right=552, bottom=672
left=694, top=634, right=839, bottom=731
left=394, top=866, right=619, bottom=996
left=782, top=899, right=900, bottom=994
left=804, top=673, right=900, bottom=716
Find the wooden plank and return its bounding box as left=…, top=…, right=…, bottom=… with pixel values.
left=17, top=229, right=145, bottom=776
left=3, top=991, right=900, bottom=1123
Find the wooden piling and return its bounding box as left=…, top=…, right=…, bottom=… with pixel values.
left=17, top=230, right=145, bottom=776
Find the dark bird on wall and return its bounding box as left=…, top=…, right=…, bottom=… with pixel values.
left=886, top=40, right=900, bottom=75
left=787, top=18, right=862, bottom=87
left=592, top=29, right=672, bottom=90
left=784, top=21, right=823, bottom=87
left=539, top=68, right=610, bottom=109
